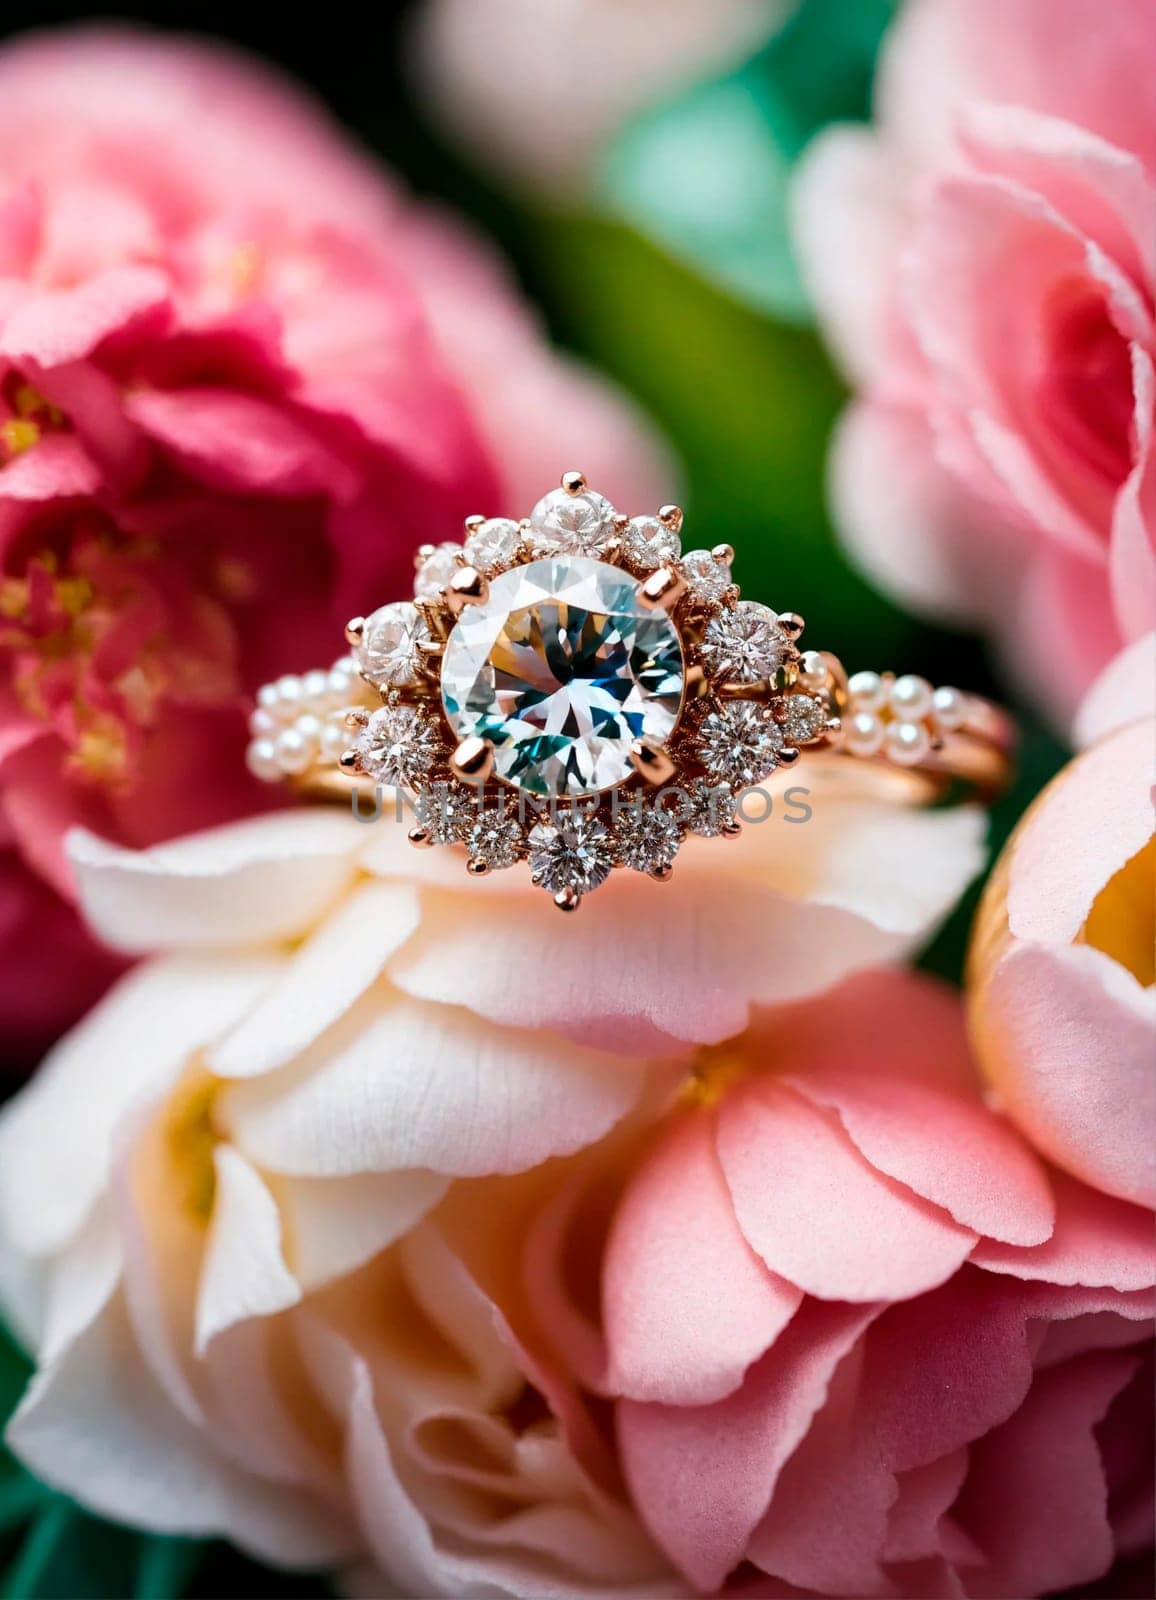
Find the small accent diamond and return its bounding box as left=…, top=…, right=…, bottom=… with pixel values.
left=783, top=693, right=827, bottom=745
left=357, top=704, right=441, bottom=789
left=698, top=701, right=784, bottom=786
left=355, top=601, right=430, bottom=689
left=465, top=808, right=523, bottom=870
left=414, top=542, right=463, bottom=599
left=681, top=548, right=731, bottom=603
left=414, top=781, right=479, bottom=844
left=622, top=514, right=681, bottom=571
left=463, top=517, right=523, bottom=575
left=614, top=801, right=681, bottom=873
left=529, top=486, right=616, bottom=556
left=702, top=602, right=791, bottom=683
left=684, top=777, right=738, bottom=837
left=528, top=812, right=614, bottom=894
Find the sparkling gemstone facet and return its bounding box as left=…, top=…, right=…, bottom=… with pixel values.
left=441, top=556, right=684, bottom=797
left=681, top=548, right=732, bottom=603
left=697, top=700, right=783, bottom=786
left=529, top=487, right=616, bottom=557
left=702, top=602, right=791, bottom=683
left=464, top=516, right=523, bottom=575
left=622, top=514, right=680, bottom=571
left=783, top=693, right=827, bottom=745
left=528, top=813, right=614, bottom=893
left=357, top=704, right=440, bottom=789
left=355, top=601, right=430, bottom=689
left=414, top=542, right=463, bottom=599
left=614, top=800, right=681, bottom=873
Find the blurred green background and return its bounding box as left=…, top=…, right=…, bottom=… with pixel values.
left=0, top=1, right=1073, bottom=1593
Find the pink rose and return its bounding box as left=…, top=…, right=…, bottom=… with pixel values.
left=0, top=28, right=671, bottom=1059
left=969, top=676, right=1155, bottom=1209
left=604, top=971, right=1155, bottom=1596
left=792, top=0, right=1156, bottom=727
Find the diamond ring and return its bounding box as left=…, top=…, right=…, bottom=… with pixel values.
left=248, top=473, right=1014, bottom=911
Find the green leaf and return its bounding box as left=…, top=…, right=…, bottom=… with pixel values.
left=597, top=0, right=896, bottom=318
left=531, top=214, right=915, bottom=668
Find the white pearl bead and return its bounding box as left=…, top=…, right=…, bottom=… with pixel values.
left=931, top=685, right=966, bottom=731
left=301, top=668, right=329, bottom=704
left=798, top=650, right=828, bottom=692
left=246, top=738, right=281, bottom=783
left=848, top=670, right=886, bottom=713
left=294, top=713, right=324, bottom=748
left=885, top=719, right=932, bottom=766
left=275, top=673, right=302, bottom=704
left=256, top=682, right=280, bottom=713
left=248, top=708, right=276, bottom=737
left=889, top=674, right=933, bottom=722
left=320, top=721, right=349, bottom=762
left=274, top=727, right=313, bottom=775
left=844, top=710, right=885, bottom=757
left=328, top=667, right=354, bottom=699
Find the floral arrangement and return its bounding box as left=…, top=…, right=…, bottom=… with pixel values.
left=0, top=5, right=1150, bottom=1599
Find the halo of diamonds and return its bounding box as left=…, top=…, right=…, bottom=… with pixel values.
left=246, top=474, right=968, bottom=911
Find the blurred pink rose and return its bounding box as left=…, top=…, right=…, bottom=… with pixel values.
left=0, top=28, right=671, bottom=1061
left=792, top=0, right=1156, bottom=727
left=969, top=700, right=1155, bottom=1209
left=604, top=970, right=1156, bottom=1596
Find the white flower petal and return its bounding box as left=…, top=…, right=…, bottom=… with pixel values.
left=389, top=784, right=986, bottom=1051
left=195, top=1148, right=301, bottom=1356
left=209, top=880, right=422, bottom=1080
left=0, top=955, right=279, bottom=1258
left=281, top=1170, right=448, bottom=1292
left=220, top=996, right=646, bottom=1178
left=8, top=1294, right=356, bottom=1567
left=69, top=811, right=364, bottom=953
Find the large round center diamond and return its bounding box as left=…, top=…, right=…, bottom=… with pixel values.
left=441, top=556, right=684, bottom=797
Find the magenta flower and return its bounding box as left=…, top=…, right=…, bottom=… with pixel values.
left=0, top=28, right=670, bottom=1058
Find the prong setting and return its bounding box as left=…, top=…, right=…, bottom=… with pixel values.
left=249, top=476, right=994, bottom=906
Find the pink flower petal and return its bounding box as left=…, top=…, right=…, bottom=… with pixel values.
left=747, top=1342, right=895, bottom=1595
left=789, top=127, right=908, bottom=387
left=618, top=1300, right=879, bottom=1592
left=952, top=1348, right=1140, bottom=1597
left=0, top=433, right=102, bottom=501
left=782, top=971, right=1054, bottom=1245
left=1007, top=718, right=1155, bottom=945
left=828, top=400, right=1014, bottom=625
left=0, top=265, right=170, bottom=365
left=1074, top=632, right=1156, bottom=746
left=882, top=1450, right=970, bottom=1564
left=1110, top=348, right=1156, bottom=643
left=978, top=941, right=1156, bottom=1207
left=972, top=1170, right=1156, bottom=1290
left=716, top=1082, right=977, bottom=1302
left=604, top=1110, right=801, bottom=1406
left=126, top=386, right=359, bottom=500
left=859, top=1268, right=1039, bottom=1473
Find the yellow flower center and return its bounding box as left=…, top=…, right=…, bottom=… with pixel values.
left=164, top=1071, right=221, bottom=1222
left=1081, top=836, right=1155, bottom=987
left=681, top=1041, right=748, bottom=1107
